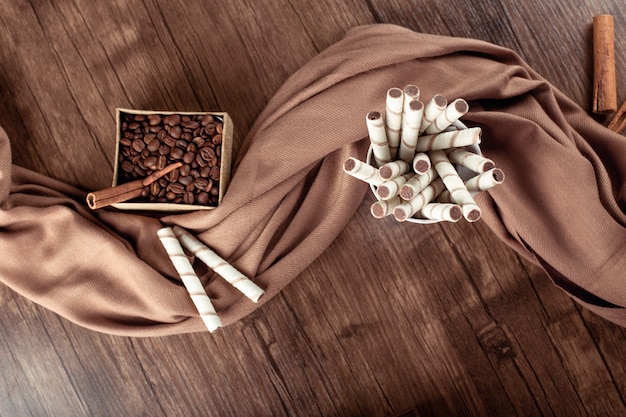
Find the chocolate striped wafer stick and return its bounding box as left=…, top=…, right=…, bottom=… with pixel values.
left=429, top=150, right=481, bottom=222
left=343, top=157, right=383, bottom=186
left=366, top=111, right=392, bottom=166
left=399, top=99, right=424, bottom=163
left=418, top=203, right=463, bottom=222
left=399, top=167, right=437, bottom=200
left=385, top=87, right=404, bottom=159
left=371, top=196, right=403, bottom=219
left=393, top=177, right=445, bottom=222
left=415, top=127, right=481, bottom=152
left=463, top=168, right=505, bottom=191
left=157, top=227, right=222, bottom=332
left=446, top=148, right=495, bottom=173
left=376, top=173, right=414, bottom=200
left=425, top=99, right=469, bottom=134
left=420, top=94, right=447, bottom=133
left=172, top=226, right=264, bottom=303
left=411, top=152, right=431, bottom=174
left=379, top=160, right=411, bottom=180
left=403, top=84, right=420, bottom=113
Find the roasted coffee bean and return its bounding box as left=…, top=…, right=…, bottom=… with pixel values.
left=194, top=178, right=209, bottom=190
left=169, top=125, right=182, bottom=139
left=143, top=133, right=156, bottom=144
left=150, top=182, right=161, bottom=196
left=183, top=191, right=195, bottom=204
left=178, top=175, right=193, bottom=186
left=212, top=134, right=222, bottom=145
left=141, top=186, right=150, bottom=198
left=170, top=147, right=184, bottom=160
left=147, top=139, right=160, bottom=152
left=216, top=123, right=223, bottom=134
left=157, top=155, right=167, bottom=170
left=168, top=168, right=180, bottom=183
left=121, top=160, right=134, bottom=173
left=165, top=192, right=176, bottom=201
left=132, top=139, right=145, bottom=152
left=197, top=191, right=209, bottom=205
left=148, top=115, right=162, bottom=126
left=192, top=136, right=205, bottom=147
left=183, top=152, right=195, bottom=164
left=163, top=114, right=181, bottom=126
left=210, top=166, right=220, bottom=181
left=200, top=166, right=211, bottom=178
left=167, top=183, right=185, bottom=194
left=195, top=153, right=208, bottom=167
left=180, top=164, right=191, bottom=177
left=120, top=137, right=132, bottom=147
left=201, top=114, right=214, bottom=126
left=210, top=186, right=219, bottom=196
left=163, top=136, right=176, bottom=147
left=199, top=147, right=215, bottom=161
left=190, top=169, right=201, bottom=178
left=186, top=143, right=197, bottom=153
left=144, top=155, right=157, bottom=169
left=128, top=122, right=141, bottom=130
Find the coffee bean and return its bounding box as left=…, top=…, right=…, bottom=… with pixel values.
left=148, top=115, right=162, bottom=126
left=167, top=183, right=185, bottom=194
left=169, top=125, right=182, bottom=139
left=183, top=192, right=195, bottom=204
left=170, top=147, right=184, bottom=160
left=194, top=178, right=209, bottom=190
left=144, top=156, right=157, bottom=169
left=210, top=166, right=220, bottom=181
left=157, top=155, right=167, bottom=170
left=121, top=160, right=134, bottom=173
left=163, top=136, right=176, bottom=147
left=147, top=139, right=160, bottom=152
left=183, top=152, right=195, bottom=164
left=197, top=192, right=209, bottom=205
left=180, top=164, right=191, bottom=177
left=132, top=139, right=145, bottom=152
left=178, top=175, right=193, bottom=186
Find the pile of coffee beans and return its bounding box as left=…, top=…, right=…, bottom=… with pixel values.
left=117, top=112, right=224, bottom=206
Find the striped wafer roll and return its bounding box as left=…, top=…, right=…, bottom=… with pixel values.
left=376, top=173, right=413, bottom=200
left=411, top=152, right=431, bottom=174
left=446, top=148, right=495, bottom=173
left=343, top=157, right=383, bottom=186
left=385, top=87, right=404, bottom=159
left=172, top=226, right=264, bottom=303
left=403, top=84, right=420, bottom=114
left=430, top=150, right=481, bottom=222
left=157, top=227, right=222, bottom=332
left=425, top=99, right=469, bottom=134
left=393, top=177, right=445, bottom=222
left=398, top=99, right=424, bottom=163
left=415, top=127, right=481, bottom=152
left=366, top=111, right=392, bottom=166
left=418, top=203, right=463, bottom=222
left=399, top=167, right=437, bottom=200
left=420, top=94, right=447, bottom=133
left=463, top=168, right=505, bottom=191
left=371, top=196, right=403, bottom=219
left=379, top=160, right=410, bottom=180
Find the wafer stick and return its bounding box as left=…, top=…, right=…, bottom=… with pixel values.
left=379, top=160, right=411, bottom=180
left=446, top=148, right=495, bottom=173
left=393, top=177, right=445, bottom=222
left=376, top=173, right=413, bottom=200
left=343, top=157, right=383, bottom=185
left=430, top=150, right=481, bottom=221
left=418, top=203, right=463, bottom=222
left=403, top=85, right=420, bottom=114
left=463, top=168, right=505, bottom=191
left=371, top=196, right=403, bottom=219
left=412, top=152, right=431, bottom=174
left=385, top=88, right=404, bottom=159
left=366, top=111, right=392, bottom=166
left=425, top=99, right=469, bottom=134
left=415, top=127, right=481, bottom=152
left=420, top=94, right=447, bottom=133
left=399, top=167, right=437, bottom=200
left=172, top=226, right=264, bottom=303
left=157, top=227, right=222, bottom=332
left=399, top=99, right=424, bottom=163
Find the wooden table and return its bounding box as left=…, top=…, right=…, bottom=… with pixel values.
left=1, top=1, right=625, bottom=416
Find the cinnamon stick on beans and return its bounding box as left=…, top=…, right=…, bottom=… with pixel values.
left=593, top=14, right=617, bottom=114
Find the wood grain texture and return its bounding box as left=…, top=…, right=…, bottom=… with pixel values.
left=1, top=0, right=626, bottom=416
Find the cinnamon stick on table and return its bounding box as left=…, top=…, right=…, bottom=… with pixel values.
left=86, top=162, right=182, bottom=209
left=593, top=14, right=617, bottom=114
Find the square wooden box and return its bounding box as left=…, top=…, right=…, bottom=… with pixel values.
left=111, top=108, right=233, bottom=211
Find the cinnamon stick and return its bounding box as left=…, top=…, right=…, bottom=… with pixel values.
left=86, top=162, right=182, bottom=209
left=607, top=99, right=626, bottom=133
left=593, top=14, right=617, bottom=114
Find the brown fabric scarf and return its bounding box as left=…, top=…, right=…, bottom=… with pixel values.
left=1, top=24, right=625, bottom=336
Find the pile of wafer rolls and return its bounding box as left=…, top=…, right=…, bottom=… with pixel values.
left=157, top=225, right=265, bottom=332
left=343, top=85, right=505, bottom=223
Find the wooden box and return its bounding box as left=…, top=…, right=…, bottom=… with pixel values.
left=111, top=108, right=233, bottom=211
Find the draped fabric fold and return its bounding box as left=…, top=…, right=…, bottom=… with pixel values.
left=1, top=24, right=625, bottom=336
